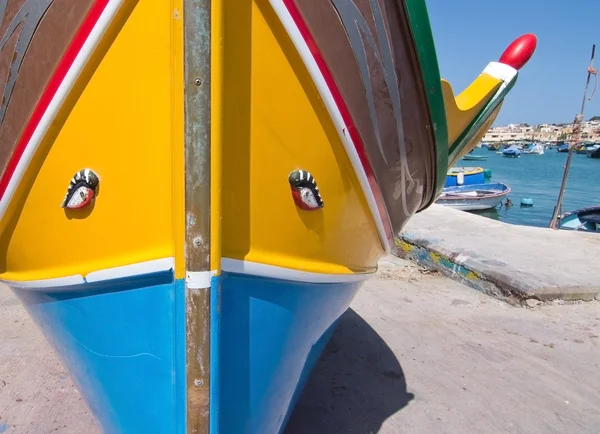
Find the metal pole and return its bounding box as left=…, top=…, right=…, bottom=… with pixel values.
left=549, top=44, right=596, bottom=229
left=184, top=0, right=212, bottom=432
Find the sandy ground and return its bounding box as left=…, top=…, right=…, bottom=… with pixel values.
left=1, top=258, right=599, bottom=433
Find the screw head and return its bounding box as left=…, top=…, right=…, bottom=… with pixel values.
left=194, top=78, right=202, bottom=86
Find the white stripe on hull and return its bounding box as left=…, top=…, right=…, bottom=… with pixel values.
left=2, top=258, right=375, bottom=289
left=221, top=258, right=375, bottom=284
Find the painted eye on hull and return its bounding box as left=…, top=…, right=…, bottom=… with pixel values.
left=61, top=169, right=100, bottom=209
left=288, top=169, right=324, bottom=211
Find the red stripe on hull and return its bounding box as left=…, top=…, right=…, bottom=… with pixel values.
left=282, top=0, right=394, bottom=245
left=0, top=0, right=111, bottom=200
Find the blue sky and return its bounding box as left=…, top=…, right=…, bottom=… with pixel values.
left=426, top=0, right=600, bottom=126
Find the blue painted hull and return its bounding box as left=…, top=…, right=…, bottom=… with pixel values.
left=14, top=272, right=187, bottom=434
left=218, top=272, right=361, bottom=434
left=444, top=171, right=485, bottom=187
left=13, top=269, right=363, bottom=433
left=559, top=206, right=600, bottom=232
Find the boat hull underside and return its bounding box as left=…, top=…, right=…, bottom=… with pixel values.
left=12, top=272, right=186, bottom=434
left=219, top=271, right=362, bottom=434
left=436, top=195, right=506, bottom=211
left=11, top=271, right=363, bottom=433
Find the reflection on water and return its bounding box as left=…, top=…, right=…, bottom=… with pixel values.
left=469, top=207, right=500, bottom=221
left=452, top=148, right=600, bottom=228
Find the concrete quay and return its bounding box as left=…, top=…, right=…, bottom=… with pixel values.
left=395, top=204, right=600, bottom=304
left=2, top=258, right=600, bottom=433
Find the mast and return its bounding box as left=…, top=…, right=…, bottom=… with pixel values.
left=549, top=44, right=596, bottom=229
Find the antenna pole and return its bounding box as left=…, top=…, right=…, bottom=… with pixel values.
left=549, top=44, right=596, bottom=229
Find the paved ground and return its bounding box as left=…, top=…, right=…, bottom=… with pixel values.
left=1, top=258, right=600, bottom=433
left=398, top=204, right=600, bottom=302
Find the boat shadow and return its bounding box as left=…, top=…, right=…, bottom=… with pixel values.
left=285, top=308, right=413, bottom=434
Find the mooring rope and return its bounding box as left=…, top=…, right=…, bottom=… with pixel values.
left=588, top=66, right=598, bottom=101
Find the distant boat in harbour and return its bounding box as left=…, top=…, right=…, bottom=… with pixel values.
left=522, top=143, right=544, bottom=155
left=557, top=144, right=569, bottom=153
left=586, top=144, right=600, bottom=158
left=502, top=145, right=521, bottom=158
left=462, top=154, right=488, bottom=161
left=435, top=182, right=511, bottom=211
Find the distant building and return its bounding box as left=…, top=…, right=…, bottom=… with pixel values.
left=482, top=120, right=600, bottom=143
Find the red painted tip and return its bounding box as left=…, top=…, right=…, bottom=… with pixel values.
left=499, top=34, right=537, bottom=70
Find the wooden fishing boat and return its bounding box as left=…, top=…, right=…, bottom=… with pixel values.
left=0, top=1, right=535, bottom=432
left=435, top=183, right=511, bottom=211
left=558, top=206, right=600, bottom=232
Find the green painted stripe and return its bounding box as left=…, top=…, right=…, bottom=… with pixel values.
left=404, top=0, right=449, bottom=204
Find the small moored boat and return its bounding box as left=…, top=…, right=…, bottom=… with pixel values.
left=436, top=183, right=511, bottom=211
left=502, top=145, right=521, bottom=158
left=445, top=166, right=485, bottom=187
left=558, top=206, right=600, bottom=232
left=462, top=154, right=488, bottom=161
left=585, top=144, right=600, bottom=158
left=522, top=143, right=544, bottom=154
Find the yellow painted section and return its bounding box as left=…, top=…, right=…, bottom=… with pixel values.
left=442, top=73, right=502, bottom=146
left=449, top=105, right=502, bottom=167
left=220, top=0, right=383, bottom=274
left=447, top=167, right=484, bottom=176
left=171, top=0, right=186, bottom=279
left=0, top=0, right=183, bottom=281
left=210, top=0, right=224, bottom=275
left=395, top=239, right=414, bottom=253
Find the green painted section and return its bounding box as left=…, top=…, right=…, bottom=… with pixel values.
left=448, top=77, right=518, bottom=164
left=404, top=0, right=449, bottom=204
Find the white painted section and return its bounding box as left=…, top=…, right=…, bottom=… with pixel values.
left=185, top=271, right=215, bottom=289
left=0, top=0, right=125, bottom=222
left=3, top=275, right=85, bottom=290
left=2, top=257, right=175, bottom=291
left=268, top=0, right=391, bottom=253
left=483, top=62, right=517, bottom=83
left=221, top=258, right=375, bottom=284
left=86, top=257, right=174, bottom=282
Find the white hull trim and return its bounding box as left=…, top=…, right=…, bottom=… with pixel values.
left=2, top=257, right=376, bottom=290
left=3, top=257, right=175, bottom=291
left=221, top=258, right=375, bottom=284
left=436, top=196, right=505, bottom=211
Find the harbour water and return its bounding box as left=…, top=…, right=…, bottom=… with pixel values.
left=459, top=147, right=600, bottom=228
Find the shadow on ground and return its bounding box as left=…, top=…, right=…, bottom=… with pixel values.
left=285, top=309, right=413, bottom=433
